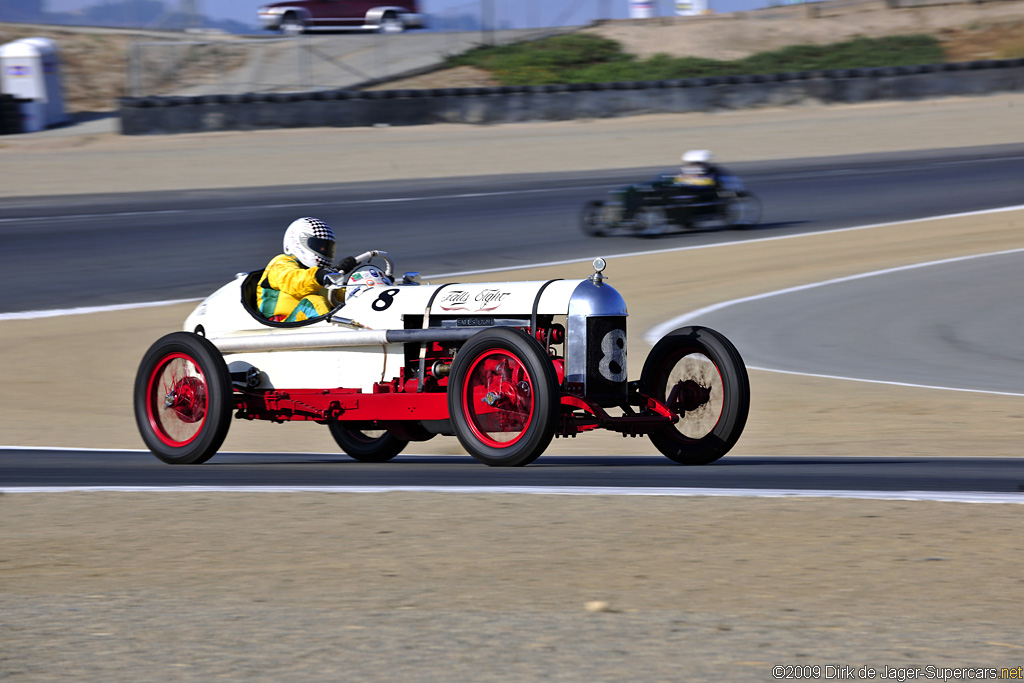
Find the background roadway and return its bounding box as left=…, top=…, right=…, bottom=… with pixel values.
left=696, top=248, right=1024, bottom=394
left=1, top=144, right=1022, bottom=314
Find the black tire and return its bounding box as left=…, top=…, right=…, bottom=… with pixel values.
left=280, top=13, right=305, bottom=34
left=724, top=191, right=762, bottom=228
left=328, top=424, right=408, bottom=462
left=634, top=206, right=668, bottom=236
left=134, top=332, right=233, bottom=465
left=448, top=328, right=560, bottom=467
left=378, top=12, right=405, bottom=33
left=640, top=326, right=749, bottom=465
left=580, top=200, right=610, bottom=237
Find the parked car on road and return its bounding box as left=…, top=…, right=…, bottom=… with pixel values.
left=258, top=0, right=424, bottom=34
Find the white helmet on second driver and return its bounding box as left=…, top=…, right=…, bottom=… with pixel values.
left=682, top=149, right=714, bottom=165
left=344, top=264, right=393, bottom=301
left=283, top=217, right=336, bottom=269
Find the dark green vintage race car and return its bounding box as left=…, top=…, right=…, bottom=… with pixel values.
left=580, top=168, right=762, bottom=237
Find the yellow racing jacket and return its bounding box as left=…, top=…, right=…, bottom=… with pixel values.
left=255, top=254, right=331, bottom=322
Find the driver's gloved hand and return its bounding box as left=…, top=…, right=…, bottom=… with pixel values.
left=314, top=266, right=338, bottom=286
left=337, top=256, right=357, bottom=273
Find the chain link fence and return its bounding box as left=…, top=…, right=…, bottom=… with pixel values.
left=125, top=28, right=570, bottom=98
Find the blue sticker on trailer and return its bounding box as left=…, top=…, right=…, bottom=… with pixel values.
left=5, top=65, right=31, bottom=76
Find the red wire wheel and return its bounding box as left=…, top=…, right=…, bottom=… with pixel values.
left=134, top=332, right=233, bottom=464
left=641, top=326, right=750, bottom=465
left=448, top=328, right=559, bottom=467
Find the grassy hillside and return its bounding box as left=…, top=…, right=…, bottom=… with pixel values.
left=446, top=34, right=948, bottom=86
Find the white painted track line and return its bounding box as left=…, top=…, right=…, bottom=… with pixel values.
left=2, top=485, right=1023, bottom=504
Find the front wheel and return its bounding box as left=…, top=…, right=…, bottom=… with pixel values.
left=634, top=206, right=668, bottom=236
left=378, top=13, right=405, bottom=33
left=134, top=332, right=233, bottom=464
left=279, top=13, right=305, bottom=34
left=724, top=191, right=762, bottom=228
left=328, top=424, right=408, bottom=462
left=640, top=326, right=749, bottom=465
left=448, top=328, right=559, bottom=467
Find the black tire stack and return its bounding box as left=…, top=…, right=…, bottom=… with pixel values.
left=0, top=94, right=25, bottom=135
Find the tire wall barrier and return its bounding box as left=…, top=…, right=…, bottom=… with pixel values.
left=119, top=59, right=1024, bottom=135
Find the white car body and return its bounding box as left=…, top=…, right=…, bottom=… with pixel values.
left=135, top=254, right=749, bottom=467
left=185, top=273, right=605, bottom=393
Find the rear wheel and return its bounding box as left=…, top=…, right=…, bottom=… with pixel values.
left=580, top=200, right=610, bottom=237
left=449, top=328, right=559, bottom=467
left=134, top=332, right=233, bottom=465
left=641, top=326, right=749, bottom=465
left=328, top=424, right=408, bottom=462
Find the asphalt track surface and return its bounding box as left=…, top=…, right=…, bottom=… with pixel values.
left=1, top=144, right=1023, bottom=314
left=3, top=450, right=1024, bottom=495
left=686, top=248, right=1024, bottom=396
left=3, top=143, right=1024, bottom=492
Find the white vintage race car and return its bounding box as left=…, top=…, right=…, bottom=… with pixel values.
left=134, top=252, right=750, bottom=467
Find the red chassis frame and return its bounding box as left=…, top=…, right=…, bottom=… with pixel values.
left=231, top=380, right=679, bottom=438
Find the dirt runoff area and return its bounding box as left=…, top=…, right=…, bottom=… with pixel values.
left=3, top=95, right=1024, bottom=680
left=584, top=0, right=1024, bottom=62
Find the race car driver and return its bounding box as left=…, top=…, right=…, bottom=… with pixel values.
left=256, top=216, right=357, bottom=322
left=624, top=149, right=722, bottom=218
left=675, top=149, right=721, bottom=187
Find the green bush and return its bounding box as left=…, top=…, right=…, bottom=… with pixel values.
left=448, top=35, right=629, bottom=84
left=448, top=33, right=947, bottom=85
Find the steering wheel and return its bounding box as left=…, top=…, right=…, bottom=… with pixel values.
left=325, top=250, right=395, bottom=307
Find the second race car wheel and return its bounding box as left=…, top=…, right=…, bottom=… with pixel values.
left=328, top=424, right=408, bottom=462
left=134, top=332, right=233, bottom=465
left=580, top=201, right=611, bottom=237
left=640, top=326, right=749, bottom=465
left=724, top=191, right=762, bottom=229
left=449, top=328, right=560, bottom=467
left=634, top=206, right=668, bottom=236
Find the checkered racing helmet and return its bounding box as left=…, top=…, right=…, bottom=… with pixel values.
left=283, top=217, right=336, bottom=269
